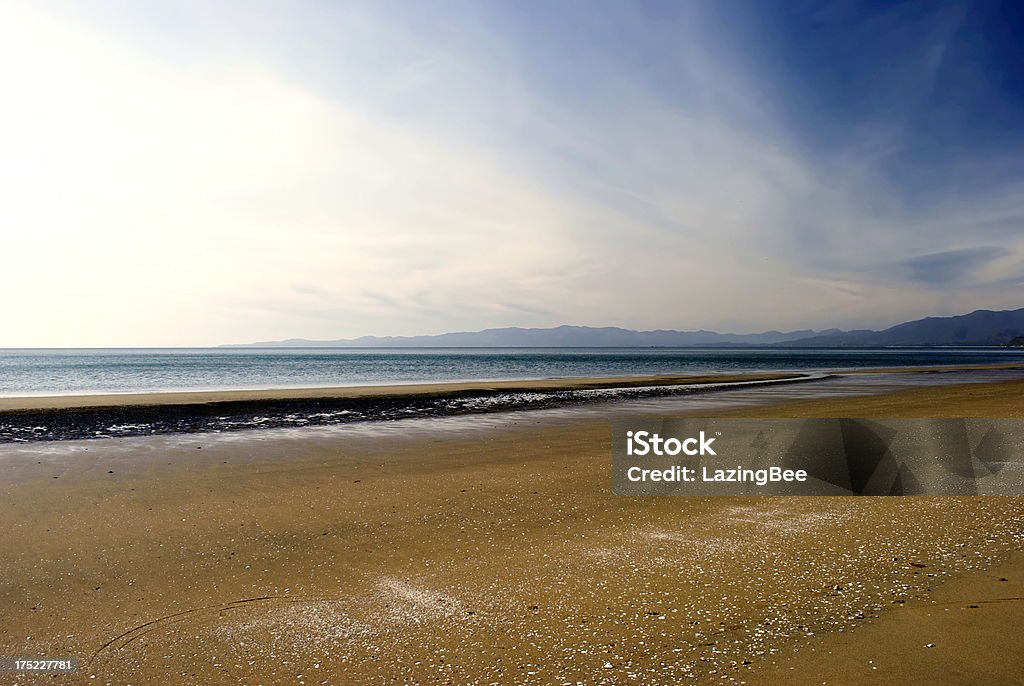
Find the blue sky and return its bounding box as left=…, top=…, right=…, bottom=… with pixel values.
left=1, top=0, right=1022, bottom=345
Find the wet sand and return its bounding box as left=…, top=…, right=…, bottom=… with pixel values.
left=0, top=372, right=819, bottom=444
left=0, top=372, right=802, bottom=411
left=0, top=377, right=1021, bottom=685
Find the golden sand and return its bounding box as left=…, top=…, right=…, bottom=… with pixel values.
left=0, top=377, right=1020, bottom=685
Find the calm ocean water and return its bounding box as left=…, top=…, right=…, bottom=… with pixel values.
left=3, top=347, right=1024, bottom=396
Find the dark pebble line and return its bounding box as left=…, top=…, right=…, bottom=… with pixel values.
left=0, top=376, right=829, bottom=444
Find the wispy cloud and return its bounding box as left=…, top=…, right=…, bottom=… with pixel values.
left=1, top=0, right=1022, bottom=345
left=899, top=247, right=1009, bottom=285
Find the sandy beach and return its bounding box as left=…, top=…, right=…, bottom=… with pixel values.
left=8, top=0, right=1024, bottom=682
left=0, top=374, right=1021, bottom=685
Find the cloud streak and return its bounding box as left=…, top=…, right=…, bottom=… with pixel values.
left=900, top=248, right=1009, bottom=285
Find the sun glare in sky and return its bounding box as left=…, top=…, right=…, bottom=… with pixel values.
left=2, top=1, right=1022, bottom=346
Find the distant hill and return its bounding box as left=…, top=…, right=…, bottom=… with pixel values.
left=782, top=308, right=1024, bottom=347
left=223, top=308, right=1024, bottom=348
left=223, top=325, right=836, bottom=348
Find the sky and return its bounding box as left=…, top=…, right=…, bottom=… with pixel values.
left=2, top=0, right=1023, bottom=346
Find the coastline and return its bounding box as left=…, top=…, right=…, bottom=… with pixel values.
left=5, top=361, right=1024, bottom=444
left=4, top=359, right=1023, bottom=412
left=0, top=374, right=1021, bottom=684
left=0, top=371, right=803, bottom=411
left=0, top=372, right=824, bottom=444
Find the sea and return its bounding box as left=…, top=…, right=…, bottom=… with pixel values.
left=3, top=347, right=1024, bottom=396
left=4, top=347, right=1024, bottom=442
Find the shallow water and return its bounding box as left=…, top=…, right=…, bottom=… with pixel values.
left=4, top=347, right=1024, bottom=396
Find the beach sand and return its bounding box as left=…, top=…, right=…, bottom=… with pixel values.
left=0, top=376, right=1021, bottom=684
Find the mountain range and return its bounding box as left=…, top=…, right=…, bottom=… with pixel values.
left=224, top=308, right=1024, bottom=348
